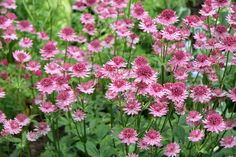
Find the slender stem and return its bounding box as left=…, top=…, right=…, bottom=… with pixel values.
left=220, top=51, right=230, bottom=88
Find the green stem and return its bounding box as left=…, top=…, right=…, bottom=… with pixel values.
left=220, top=51, right=230, bottom=88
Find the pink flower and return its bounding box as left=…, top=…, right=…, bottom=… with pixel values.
left=19, top=37, right=33, bottom=48
left=3, top=26, right=17, bottom=41
left=27, top=131, right=39, bottom=142
left=58, top=27, right=76, bottom=42
left=26, top=60, right=41, bottom=72
left=134, top=65, right=157, bottom=84
left=161, top=26, right=181, bottom=41
left=37, top=32, right=49, bottom=40
left=190, top=85, right=211, bottom=104
left=155, top=9, right=178, bottom=25
left=77, top=80, right=96, bottom=94
left=118, top=128, right=138, bottom=145
left=70, top=62, right=90, bottom=78
left=40, top=41, right=59, bottom=60
left=0, top=110, right=6, bottom=123
left=169, top=51, right=191, bottom=67
left=216, top=35, right=236, bottom=52
left=228, top=87, right=236, bottom=102
left=149, top=102, right=168, bottom=117
left=0, top=15, right=12, bottom=29
left=220, top=136, right=236, bottom=148
left=39, top=102, right=57, bottom=113
left=72, top=109, right=86, bottom=122
left=131, top=3, right=147, bottom=20
left=165, top=82, right=188, bottom=104
left=53, top=76, right=70, bottom=91
left=138, top=139, right=149, bottom=150
left=139, top=17, right=157, bottom=33
left=188, top=129, right=204, bottom=142
left=199, top=5, right=216, bottom=17
left=83, top=23, right=96, bottom=35
left=111, top=0, right=128, bottom=9
left=193, top=54, right=211, bottom=69
left=109, top=79, right=129, bottom=93
left=132, top=56, right=149, bottom=67
left=102, top=35, right=114, bottom=48
left=212, top=0, right=230, bottom=8
left=44, top=62, right=61, bottom=75
left=37, top=77, right=55, bottom=94
left=123, top=100, right=141, bottom=116
left=35, top=122, right=50, bottom=136
left=88, top=39, right=102, bottom=53
left=186, top=111, right=202, bottom=126
left=0, top=88, right=5, bottom=98
left=17, top=20, right=34, bottom=32
left=148, top=83, right=165, bottom=98
left=56, top=90, right=76, bottom=111
left=164, top=142, right=181, bottom=157
left=225, top=119, right=236, bottom=130
left=203, top=113, right=225, bottom=133
left=13, top=50, right=31, bottom=63
left=107, top=56, right=126, bottom=69
left=80, top=13, right=94, bottom=24
left=183, top=15, right=203, bottom=28
left=0, top=0, right=17, bottom=9
left=4, top=119, right=22, bottom=135
left=15, top=113, right=30, bottom=126
left=143, top=130, right=162, bottom=147
left=73, top=1, right=86, bottom=11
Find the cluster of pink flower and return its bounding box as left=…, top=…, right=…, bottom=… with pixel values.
left=0, top=0, right=236, bottom=156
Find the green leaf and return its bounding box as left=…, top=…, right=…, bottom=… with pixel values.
left=86, top=141, right=100, bottom=157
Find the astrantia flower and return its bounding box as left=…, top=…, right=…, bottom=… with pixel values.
left=203, top=113, right=225, bottom=133
left=44, top=62, right=61, bottom=75
left=149, top=102, right=168, bottom=117
left=164, top=142, right=181, bottom=157
left=102, top=35, right=114, bottom=48
left=80, top=13, right=94, bottom=24
left=131, top=3, right=147, bottom=20
left=225, top=119, right=236, bottom=130
left=3, top=26, right=17, bottom=41
left=107, top=56, right=126, bottom=69
left=148, top=83, right=165, bottom=98
left=161, top=26, right=181, bottom=41
left=212, top=0, right=230, bottom=8
left=40, top=41, right=59, bottom=60
left=0, top=15, right=12, bottom=29
left=199, top=4, right=216, bottom=17
left=216, top=35, right=236, bottom=52
left=36, top=77, right=55, bottom=94
left=190, top=85, right=211, bottom=104
left=193, top=54, right=211, bottom=69
left=77, top=80, right=96, bottom=94
left=213, top=25, right=228, bottom=38
left=13, top=50, right=31, bottom=63
left=109, top=79, right=129, bottom=93
left=143, top=130, right=162, bottom=147
left=58, top=27, right=76, bottom=42
left=227, top=13, right=236, bottom=25
left=183, top=15, right=203, bottom=28
left=123, top=100, right=141, bottom=116
left=132, top=56, right=149, bottom=68
left=56, top=90, right=76, bottom=111
left=70, top=62, right=90, bottom=78
left=169, top=51, right=191, bottom=67
left=139, top=17, right=157, bottom=33
left=17, top=20, right=34, bottom=32
left=228, top=87, right=236, bottom=102
left=26, top=60, right=40, bottom=72
left=111, top=0, right=128, bottom=9
left=186, top=111, right=202, bottom=126
left=220, top=136, right=236, bottom=148
left=27, top=131, right=39, bottom=142
left=88, top=39, right=102, bottom=53
left=37, top=32, right=49, bottom=40
left=118, top=128, right=138, bottom=145
left=73, top=1, right=86, bottom=11
left=4, top=119, right=22, bottom=135
left=155, top=9, right=178, bottom=25
left=138, top=139, right=149, bottom=150
left=0, top=111, right=6, bottom=123
left=39, top=102, right=56, bottom=113
left=19, top=37, right=33, bottom=49
left=54, top=76, right=70, bottom=91
left=72, top=109, right=86, bottom=122
left=83, top=23, right=96, bottom=35
left=15, top=113, right=30, bottom=126
left=165, top=82, right=188, bottom=104
left=35, top=122, right=50, bottom=136
left=0, top=0, right=17, bottom=9
left=134, top=65, right=157, bottom=84
left=188, top=129, right=204, bottom=142
left=0, top=88, right=5, bottom=98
